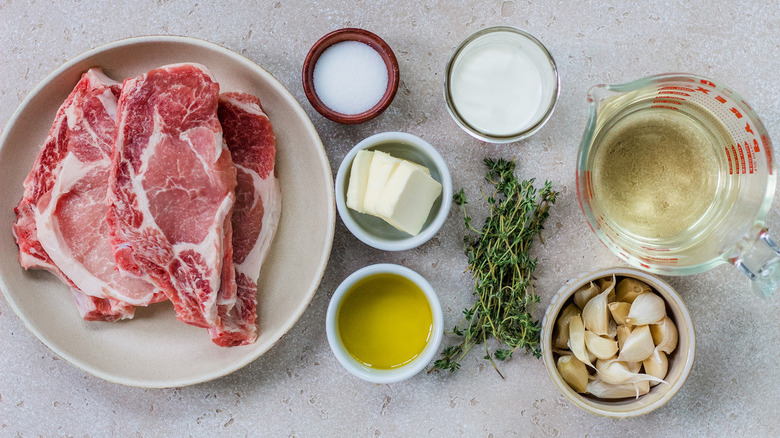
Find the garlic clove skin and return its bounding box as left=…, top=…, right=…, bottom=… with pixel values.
left=553, top=303, right=581, bottom=349
left=557, top=355, right=589, bottom=393
left=574, top=282, right=601, bottom=309
left=616, top=278, right=652, bottom=303
left=650, top=316, right=678, bottom=354
left=584, top=331, right=618, bottom=360
left=643, top=348, right=669, bottom=387
left=625, top=292, right=666, bottom=325
left=626, top=360, right=642, bottom=374
left=586, top=377, right=651, bottom=399
left=617, top=325, right=632, bottom=351
left=617, top=324, right=655, bottom=362
left=608, top=302, right=631, bottom=326
left=595, top=358, right=666, bottom=386
left=582, top=282, right=615, bottom=336
left=567, top=315, right=593, bottom=368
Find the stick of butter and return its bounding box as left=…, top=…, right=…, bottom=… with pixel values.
left=362, top=150, right=401, bottom=214
left=346, top=150, right=374, bottom=212
left=374, top=160, right=443, bottom=236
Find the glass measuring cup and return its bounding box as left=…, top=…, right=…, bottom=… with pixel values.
left=577, top=73, right=779, bottom=297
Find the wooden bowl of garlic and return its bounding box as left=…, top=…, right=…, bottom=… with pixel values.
left=541, top=267, right=695, bottom=418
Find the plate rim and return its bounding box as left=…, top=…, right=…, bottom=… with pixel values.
left=0, top=35, right=335, bottom=388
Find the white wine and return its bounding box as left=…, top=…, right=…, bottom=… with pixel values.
left=591, top=107, right=728, bottom=241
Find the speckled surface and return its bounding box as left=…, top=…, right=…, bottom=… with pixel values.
left=1, top=1, right=779, bottom=436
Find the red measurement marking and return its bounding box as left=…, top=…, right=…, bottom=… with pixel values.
left=730, top=144, right=741, bottom=174
left=762, top=134, right=773, bottom=175
left=715, top=95, right=727, bottom=104
left=754, top=139, right=760, bottom=153
left=653, top=99, right=684, bottom=105
left=642, top=255, right=680, bottom=264
left=737, top=142, right=747, bottom=174
left=745, top=141, right=755, bottom=174
left=641, top=246, right=670, bottom=251
left=651, top=105, right=679, bottom=110
left=658, top=86, right=696, bottom=92
left=700, top=79, right=716, bottom=87
left=639, top=262, right=650, bottom=269
left=695, top=86, right=711, bottom=94
left=725, top=146, right=735, bottom=175
left=745, top=122, right=754, bottom=135
left=731, top=107, right=743, bottom=119
left=658, top=90, right=690, bottom=97
left=742, top=100, right=753, bottom=111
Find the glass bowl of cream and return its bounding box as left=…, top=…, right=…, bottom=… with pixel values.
left=444, top=26, right=560, bottom=143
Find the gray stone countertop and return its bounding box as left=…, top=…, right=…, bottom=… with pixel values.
left=1, top=0, right=779, bottom=436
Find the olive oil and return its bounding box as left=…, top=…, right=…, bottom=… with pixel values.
left=591, top=107, right=730, bottom=241
left=337, top=273, right=433, bottom=369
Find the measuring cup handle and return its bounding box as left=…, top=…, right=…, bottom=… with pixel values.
left=733, top=229, right=780, bottom=298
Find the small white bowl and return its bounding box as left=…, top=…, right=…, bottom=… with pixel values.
left=335, top=132, right=452, bottom=251
left=325, top=264, right=444, bottom=383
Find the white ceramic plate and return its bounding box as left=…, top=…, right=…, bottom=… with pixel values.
left=0, top=36, right=335, bottom=388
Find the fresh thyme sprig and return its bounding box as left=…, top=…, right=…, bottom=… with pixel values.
left=433, top=158, right=557, bottom=378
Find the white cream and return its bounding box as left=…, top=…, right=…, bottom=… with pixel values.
left=449, top=30, right=556, bottom=137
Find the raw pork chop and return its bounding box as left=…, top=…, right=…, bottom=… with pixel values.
left=12, top=68, right=138, bottom=321
left=214, top=92, right=281, bottom=346
left=35, top=71, right=165, bottom=307
left=107, top=63, right=238, bottom=333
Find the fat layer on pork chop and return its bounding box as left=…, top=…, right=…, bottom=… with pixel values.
left=107, top=63, right=238, bottom=333
left=12, top=68, right=144, bottom=321
left=213, top=91, right=281, bottom=346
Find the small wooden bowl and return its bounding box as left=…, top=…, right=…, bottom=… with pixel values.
left=302, top=28, right=399, bottom=124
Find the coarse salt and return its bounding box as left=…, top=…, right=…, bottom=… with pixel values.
left=313, top=41, right=388, bottom=115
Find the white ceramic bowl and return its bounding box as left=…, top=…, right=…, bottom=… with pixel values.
left=0, top=36, right=335, bottom=388
left=335, top=132, right=452, bottom=251
left=325, top=264, right=444, bottom=383
left=541, top=267, right=696, bottom=418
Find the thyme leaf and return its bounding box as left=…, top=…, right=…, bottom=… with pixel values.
left=433, top=158, right=557, bottom=377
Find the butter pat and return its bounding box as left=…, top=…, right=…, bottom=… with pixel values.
left=346, top=150, right=374, bottom=211
left=374, top=160, right=443, bottom=235
left=362, top=151, right=401, bottom=214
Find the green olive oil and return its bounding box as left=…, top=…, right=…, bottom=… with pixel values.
left=337, top=273, right=433, bottom=369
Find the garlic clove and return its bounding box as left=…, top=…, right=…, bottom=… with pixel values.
left=643, top=348, right=669, bottom=386
left=595, top=358, right=666, bottom=386
left=616, top=278, right=652, bottom=303
left=650, top=316, right=678, bottom=354
left=617, top=324, right=655, bottom=362
left=626, top=360, right=642, bottom=374
left=584, top=331, right=618, bottom=360
left=586, top=377, right=651, bottom=399
left=552, top=303, right=582, bottom=349
left=567, top=315, right=593, bottom=368
left=587, top=348, right=597, bottom=365
left=617, top=325, right=632, bottom=351
left=608, top=302, right=631, bottom=326
left=557, top=355, right=589, bottom=393
left=625, top=292, right=666, bottom=325
left=574, top=282, right=601, bottom=309
left=596, top=274, right=616, bottom=295
left=582, top=282, right=614, bottom=336
left=607, top=318, right=617, bottom=339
